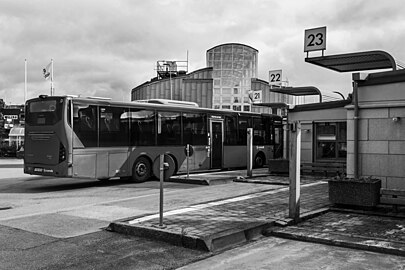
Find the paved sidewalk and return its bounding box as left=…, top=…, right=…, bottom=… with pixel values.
left=109, top=181, right=330, bottom=251
left=110, top=172, right=405, bottom=256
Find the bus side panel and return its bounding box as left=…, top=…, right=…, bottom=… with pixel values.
left=259, top=145, right=274, bottom=163
left=96, top=152, right=109, bottom=178
left=108, top=151, right=130, bottom=178
left=223, top=145, right=247, bottom=168
left=73, top=152, right=97, bottom=178
left=177, top=145, right=210, bottom=173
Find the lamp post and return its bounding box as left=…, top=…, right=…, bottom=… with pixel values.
left=164, top=63, right=173, bottom=100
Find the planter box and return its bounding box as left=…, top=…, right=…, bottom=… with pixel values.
left=328, top=178, right=381, bottom=207
left=268, top=159, right=289, bottom=174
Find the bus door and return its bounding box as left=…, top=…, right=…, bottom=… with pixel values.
left=210, top=119, right=223, bottom=169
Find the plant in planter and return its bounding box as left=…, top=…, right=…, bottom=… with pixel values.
left=328, top=176, right=381, bottom=207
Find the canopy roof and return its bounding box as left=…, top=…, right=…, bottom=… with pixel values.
left=305, top=50, right=397, bottom=73
left=270, top=86, right=322, bottom=102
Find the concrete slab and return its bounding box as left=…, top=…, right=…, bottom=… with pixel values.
left=268, top=210, right=405, bottom=257
left=0, top=213, right=107, bottom=238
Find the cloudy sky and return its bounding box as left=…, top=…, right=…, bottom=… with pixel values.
left=1, top=0, right=404, bottom=105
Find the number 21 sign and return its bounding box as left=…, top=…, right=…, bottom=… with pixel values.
left=304, top=26, right=326, bottom=52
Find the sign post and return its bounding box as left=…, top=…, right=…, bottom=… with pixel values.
left=247, top=128, right=253, bottom=177
left=186, top=144, right=190, bottom=179
left=159, top=154, right=165, bottom=227
left=289, top=121, right=301, bottom=223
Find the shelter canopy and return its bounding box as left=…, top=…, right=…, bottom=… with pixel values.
left=305, top=50, right=397, bottom=73
left=270, top=86, right=322, bottom=102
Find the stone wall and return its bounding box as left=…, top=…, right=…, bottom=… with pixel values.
left=347, top=70, right=405, bottom=189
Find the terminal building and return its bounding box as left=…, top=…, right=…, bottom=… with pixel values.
left=131, top=43, right=295, bottom=116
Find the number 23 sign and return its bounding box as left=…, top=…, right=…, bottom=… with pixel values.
left=304, top=26, right=326, bottom=52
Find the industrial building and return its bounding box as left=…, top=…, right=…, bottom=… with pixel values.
left=131, top=43, right=293, bottom=115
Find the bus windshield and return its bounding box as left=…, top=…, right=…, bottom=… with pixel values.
left=26, top=98, right=64, bottom=126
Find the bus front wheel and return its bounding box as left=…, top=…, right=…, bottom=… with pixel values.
left=132, top=157, right=151, bottom=182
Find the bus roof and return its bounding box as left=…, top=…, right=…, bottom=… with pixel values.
left=133, top=99, right=199, bottom=107
left=29, top=95, right=282, bottom=120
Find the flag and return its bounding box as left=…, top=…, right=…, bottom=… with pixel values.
left=43, top=62, right=52, bottom=80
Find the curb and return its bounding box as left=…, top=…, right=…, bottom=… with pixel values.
left=167, top=173, right=273, bottom=186
left=107, top=220, right=275, bottom=252
left=166, top=176, right=235, bottom=185
left=234, top=179, right=289, bottom=186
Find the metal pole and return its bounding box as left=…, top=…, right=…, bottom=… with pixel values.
left=159, top=154, right=164, bottom=227
left=247, top=128, right=253, bottom=177
left=289, top=121, right=301, bottom=223
left=51, top=59, right=54, bottom=96
left=186, top=144, right=190, bottom=179
left=353, top=80, right=359, bottom=179
left=169, top=72, right=172, bottom=100
left=24, top=59, right=27, bottom=102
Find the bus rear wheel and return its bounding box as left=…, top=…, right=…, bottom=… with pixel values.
left=132, top=157, right=151, bottom=182
left=254, top=153, right=265, bottom=168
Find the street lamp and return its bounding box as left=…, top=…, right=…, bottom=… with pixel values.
left=164, top=63, right=173, bottom=100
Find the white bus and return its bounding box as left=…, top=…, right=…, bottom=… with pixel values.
left=24, top=95, right=283, bottom=182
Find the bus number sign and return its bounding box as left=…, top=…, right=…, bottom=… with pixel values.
left=269, top=70, right=282, bottom=86
left=249, top=90, right=262, bottom=104
left=304, top=26, right=326, bottom=52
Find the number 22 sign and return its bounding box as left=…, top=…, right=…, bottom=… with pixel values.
left=269, top=70, right=282, bottom=86
left=304, top=26, right=326, bottom=52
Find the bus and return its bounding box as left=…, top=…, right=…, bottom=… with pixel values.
left=24, top=95, right=283, bottom=182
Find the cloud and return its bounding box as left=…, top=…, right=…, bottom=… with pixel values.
left=0, top=0, right=404, bottom=104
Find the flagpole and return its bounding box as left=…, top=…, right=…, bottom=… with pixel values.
left=24, top=59, right=27, bottom=102
left=51, top=59, right=54, bottom=96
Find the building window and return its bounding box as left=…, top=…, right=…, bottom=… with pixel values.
left=315, top=122, right=347, bottom=161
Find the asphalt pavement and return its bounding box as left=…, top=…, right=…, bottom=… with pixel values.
left=2, top=158, right=405, bottom=269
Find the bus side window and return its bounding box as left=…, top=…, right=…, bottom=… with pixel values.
left=130, top=109, right=155, bottom=146
left=157, top=111, right=181, bottom=145
left=99, top=107, right=129, bottom=147
left=74, top=105, right=97, bottom=147
left=224, top=115, right=237, bottom=145
left=183, top=113, right=207, bottom=145
left=79, top=109, right=95, bottom=131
